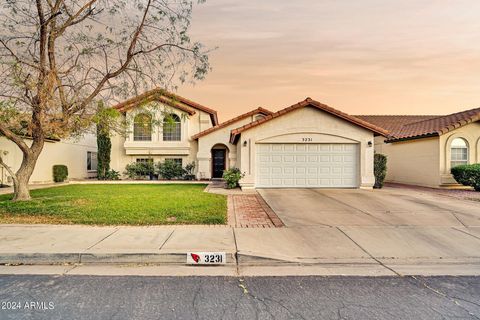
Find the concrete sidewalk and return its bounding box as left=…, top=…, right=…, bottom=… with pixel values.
left=1, top=224, right=480, bottom=276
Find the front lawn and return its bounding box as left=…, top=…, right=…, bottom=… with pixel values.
left=0, top=184, right=227, bottom=225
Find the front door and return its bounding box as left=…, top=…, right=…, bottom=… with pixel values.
left=212, top=149, right=226, bottom=178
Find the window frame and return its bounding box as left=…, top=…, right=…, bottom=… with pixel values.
left=163, top=113, right=182, bottom=142
left=450, top=138, right=469, bottom=168
left=166, top=158, right=183, bottom=167
left=87, top=151, right=98, bottom=172
left=136, top=158, right=154, bottom=164
left=133, top=113, right=153, bottom=141
left=255, top=114, right=266, bottom=121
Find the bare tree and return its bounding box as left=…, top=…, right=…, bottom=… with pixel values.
left=0, top=0, right=210, bottom=201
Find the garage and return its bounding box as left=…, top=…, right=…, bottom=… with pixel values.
left=229, top=98, right=388, bottom=190
left=256, top=143, right=359, bottom=188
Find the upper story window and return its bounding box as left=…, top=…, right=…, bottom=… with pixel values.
left=163, top=113, right=181, bottom=141
left=451, top=138, right=468, bottom=168
left=133, top=113, right=152, bottom=141
left=255, top=114, right=266, bottom=121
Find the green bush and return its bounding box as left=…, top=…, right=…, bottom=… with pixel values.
left=157, top=160, right=184, bottom=180
left=124, top=162, right=154, bottom=179
left=451, top=163, right=480, bottom=191
left=104, top=169, right=120, bottom=180
left=183, top=162, right=196, bottom=180
left=52, top=165, right=68, bottom=182
left=374, top=153, right=387, bottom=189
left=223, top=167, right=245, bottom=189
left=96, top=128, right=111, bottom=180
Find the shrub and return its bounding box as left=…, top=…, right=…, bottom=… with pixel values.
left=223, top=167, right=245, bottom=189
left=124, top=162, right=154, bottom=179
left=451, top=164, right=480, bottom=191
left=96, top=127, right=111, bottom=180
left=53, top=165, right=68, bottom=182
left=157, top=159, right=184, bottom=180
left=183, top=162, right=196, bottom=180
left=104, top=169, right=120, bottom=180
left=374, top=153, right=387, bottom=189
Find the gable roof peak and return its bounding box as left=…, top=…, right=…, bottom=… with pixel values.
left=229, top=97, right=389, bottom=143
left=112, top=88, right=219, bottom=125
left=192, top=106, right=273, bottom=140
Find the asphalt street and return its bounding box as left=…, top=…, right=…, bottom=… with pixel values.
left=0, top=275, right=479, bottom=319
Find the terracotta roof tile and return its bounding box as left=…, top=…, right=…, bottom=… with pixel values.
left=356, top=107, right=480, bottom=142
left=192, top=107, right=272, bottom=139
left=229, top=98, right=389, bottom=144
left=112, top=88, right=218, bottom=125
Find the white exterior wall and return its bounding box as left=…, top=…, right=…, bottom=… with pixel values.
left=109, top=101, right=214, bottom=175
left=375, top=136, right=440, bottom=188
left=234, top=107, right=376, bottom=189
left=0, top=135, right=97, bottom=184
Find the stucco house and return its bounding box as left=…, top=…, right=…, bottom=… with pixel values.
left=357, top=108, right=480, bottom=188
left=109, top=89, right=388, bottom=190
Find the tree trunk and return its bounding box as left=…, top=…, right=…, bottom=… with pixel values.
left=12, top=141, right=44, bottom=202
left=13, top=173, right=31, bottom=201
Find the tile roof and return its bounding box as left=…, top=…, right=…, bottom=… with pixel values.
left=229, top=98, right=389, bottom=144
left=192, top=107, right=272, bottom=140
left=112, top=88, right=218, bottom=125
left=356, top=107, right=480, bottom=142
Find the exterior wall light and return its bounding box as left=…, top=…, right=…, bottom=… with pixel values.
left=243, top=140, right=248, bottom=147
left=367, top=141, right=373, bottom=147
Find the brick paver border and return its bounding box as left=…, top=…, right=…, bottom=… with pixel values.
left=228, top=194, right=284, bottom=228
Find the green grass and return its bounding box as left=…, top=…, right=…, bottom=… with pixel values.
left=0, top=184, right=227, bottom=225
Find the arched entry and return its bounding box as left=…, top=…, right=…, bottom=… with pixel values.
left=211, top=144, right=229, bottom=179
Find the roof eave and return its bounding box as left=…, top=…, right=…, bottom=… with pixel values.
left=192, top=107, right=273, bottom=140
left=230, top=132, right=240, bottom=144
left=386, top=132, right=439, bottom=143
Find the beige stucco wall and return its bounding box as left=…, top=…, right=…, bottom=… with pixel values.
left=109, top=101, right=214, bottom=175
left=0, top=135, right=97, bottom=185
left=234, top=107, right=376, bottom=189
left=374, top=136, right=440, bottom=187
left=439, top=122, right=480, bottom=185
left=196, top=113, right=265, bottom=179
left=375, top=121, right=480, bottom=188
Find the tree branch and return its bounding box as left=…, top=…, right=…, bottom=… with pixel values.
left=68, top=0, right=153, bottom=114
left=0, top=122, right=30, bottom=155
left=57, top=0, right=98, bottom=35
left=0, top=153, right=17, bottom=185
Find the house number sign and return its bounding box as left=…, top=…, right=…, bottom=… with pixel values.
left=302, top=137, right=313, bottom=142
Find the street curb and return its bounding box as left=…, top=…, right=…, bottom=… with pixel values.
left=0, top=252, right=237, bottom=266
left=0, top=253, right=81, bottom=265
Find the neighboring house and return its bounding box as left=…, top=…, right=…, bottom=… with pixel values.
left=357, top=108, right=480, bottom=188
left=110, top=89, right=387, bottom=189
left=0, top=135, right=98, bottom=184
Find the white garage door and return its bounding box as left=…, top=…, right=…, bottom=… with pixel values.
left=256, top=143, right=358, bottom=188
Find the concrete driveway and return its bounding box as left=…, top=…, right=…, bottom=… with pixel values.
left=257, top=187, right=480, bottom=227
left=237, top=188, right=480, bottom=275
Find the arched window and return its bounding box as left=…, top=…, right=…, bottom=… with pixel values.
left=163, top=113, right=181, bottom=141
left=451, top=138, right=468, bottom=168
left=133, top=113, right=152, bottom=141
left=255, top=114, right=266, bottom=121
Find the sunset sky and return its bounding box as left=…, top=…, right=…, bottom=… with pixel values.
left=178, top=0, right=480, bottom=122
